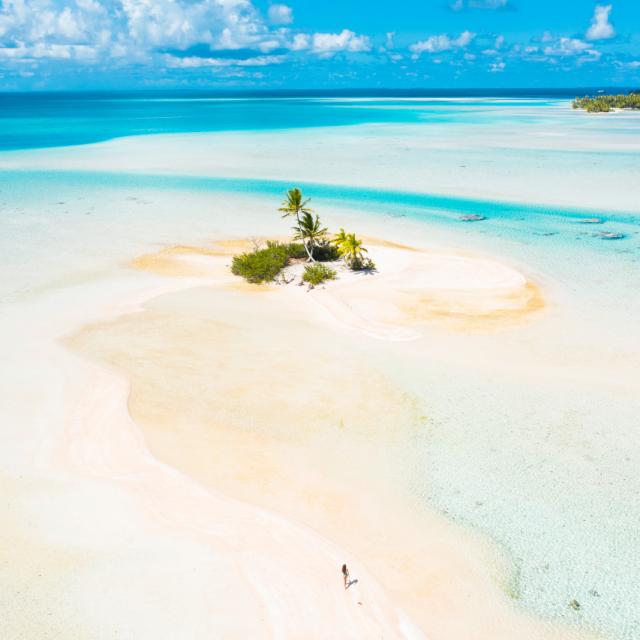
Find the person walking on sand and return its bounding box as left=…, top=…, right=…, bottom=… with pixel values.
left=342, top=564, right=349, bottom=590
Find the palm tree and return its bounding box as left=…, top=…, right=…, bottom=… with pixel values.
left=279, top=187, right=314, bottom=260
left=293, top=211, right=328, bottom=261
left=335, top=231, right=367, bottom=267
left=332, top=228, right=349, bottom=252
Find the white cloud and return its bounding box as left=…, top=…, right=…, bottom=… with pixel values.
left=0, top=0, right=109, bottom=45
left=482, top=34, right=505, bottom=56
left=613, top=60, right=640, bottom=69
left=0, top=0, right=290, bottom=65
left=305, top=29, right=371, bottom=56
left=290, top=33, right=310, bottom=51
left=543, top=37, right=596, bottom=57
left=411, top=35, right=451, bottom=54
left=0, top=41, right=99, bottom=61
left=410, top=30, right=475, bottom=56
left=0, top=0, right=372, bottom=68
left=165, top=53, right=286, bottom=68
left=456, top=30, right=475, bottom=46
left=489, top=61, right=505, bottom=72
left=56, top=7, right=84, bottom=39
left=527, top=35, right=601, bottom=65
left=267, top=4, right=292, bottom=25
left=586, top=4, right=614, bottom=41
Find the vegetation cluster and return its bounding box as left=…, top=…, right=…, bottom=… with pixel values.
left=232, top=188, right=376, bottom=286
left=231, top=241, right=305, bottom=283
left=572, top=91, right=640, bottom=112
left=302, top=263, right=337, bottom=286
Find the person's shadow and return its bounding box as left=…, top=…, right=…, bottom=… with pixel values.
left=346, top=578, right=359, bottom=589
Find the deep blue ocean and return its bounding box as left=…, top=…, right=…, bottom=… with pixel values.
left=0, top=88, right=622, bottom=151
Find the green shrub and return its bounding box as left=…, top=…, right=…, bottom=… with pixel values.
left=231, top=241, right=305, bottom=283
left=350, top=256, right=377, bottom=272
left=313, top=241, right=341, bottom=262
left=302, top=263, right=337, bottom=286
left=279, top=241, right=307, bottom=260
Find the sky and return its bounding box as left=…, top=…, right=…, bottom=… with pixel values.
left=0, top=0, right=639, bottom=90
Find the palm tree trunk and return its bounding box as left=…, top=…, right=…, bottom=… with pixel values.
left=296, top=210, right=314, bottom=262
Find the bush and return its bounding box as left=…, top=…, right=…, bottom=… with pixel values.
left=350, top=256, right=376, bottom=272
left=280, top=241, right=307, bottom=260
left=313, top=241, right=341, bottom=262
left=231, top=241, right=305, bottom=283
left=302, top=263, right=337, bottom=286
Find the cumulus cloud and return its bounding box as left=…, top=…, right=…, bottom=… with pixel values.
left=543, top=37, right=597, bottom=57
left=522, top=35, right=601, bottom=65
left=0, top=0, right=373, bottom=73
left=295, top=29, right=371, bottom=57
left=267, top=4, right=292, bottom=25
left=0, top=0, right=289, bottom=65
left=410, top=30, right=475, bottom=57
left=290, top=33, right=310, bottom=51
left=586, top=4, right=615, bottom=41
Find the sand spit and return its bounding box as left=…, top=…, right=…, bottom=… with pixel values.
left=131, top=239, right=543, bottom=340
left=61, top=237, right=600, bottom=640
left=1, top=275, right=422, bottom=639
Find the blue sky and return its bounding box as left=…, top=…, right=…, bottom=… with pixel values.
left=0, top=0, right=638, bottom=90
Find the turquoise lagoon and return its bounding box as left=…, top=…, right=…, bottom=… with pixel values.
left=1, top=93, right=639, bottom=639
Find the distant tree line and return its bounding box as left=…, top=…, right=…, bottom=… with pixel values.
left=572, top=91, right=640, bottom=113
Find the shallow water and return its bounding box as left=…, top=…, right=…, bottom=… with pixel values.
left=0, top=90, right=573, bottom=150
left=1, top=95, right=639, bottom=640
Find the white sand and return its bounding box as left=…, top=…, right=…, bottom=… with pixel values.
left=43, top=240, right=594, bottom=640
left=0, top=238, right=569, bottom=639
left=302, top=244, right=539, bottom=340
left=1, top=273, right=426, bottom=639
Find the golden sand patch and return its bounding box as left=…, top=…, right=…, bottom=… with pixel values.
left=400, top=281, right=545, bottom=331
left=131, top=245, right=223, bottom=276
left=130, top=238, right=281, bottom=282
left=66, top=282, right=581, bottom=640
left=67, top=289, right=485, bottom=626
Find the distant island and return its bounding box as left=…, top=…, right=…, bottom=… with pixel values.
left=573, top=91, right=640, bottom=113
